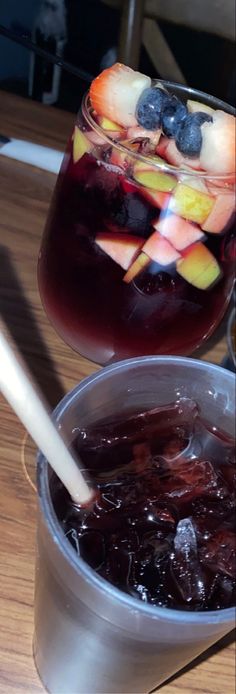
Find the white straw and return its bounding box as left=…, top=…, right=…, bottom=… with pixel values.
left=0, top=319, right=93, bottom=505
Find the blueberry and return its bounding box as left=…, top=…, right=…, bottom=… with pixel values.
left=136, top=87, right=170, bottom=130
left=161, top=98, right=187, bottom=137
left=175, top=112, right=213, bottom=157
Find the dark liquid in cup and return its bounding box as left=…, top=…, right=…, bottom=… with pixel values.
left=52, top=399, right=236, bottom=611
left=38, top=139, right=235, bottom=364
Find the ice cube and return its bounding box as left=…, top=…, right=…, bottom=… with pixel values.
left=171, top=518, right=206, bottom=604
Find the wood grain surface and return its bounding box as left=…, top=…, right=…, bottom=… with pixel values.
left=0, top=91, right=235, bottom=694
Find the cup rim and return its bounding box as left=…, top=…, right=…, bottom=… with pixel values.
left=37, top=355, right=236, bottom=626
left=82, top=79, right=236, bottom=180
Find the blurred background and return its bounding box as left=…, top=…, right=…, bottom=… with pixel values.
left=0, top=0, right=235, bottom=113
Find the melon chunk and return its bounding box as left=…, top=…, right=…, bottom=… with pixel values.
left=169, top=183, right=214, bottom=224
left=72, top=126, right=92, bottom=162
left=187, top=99, right=215, bottom=116
left=176, top=243, right=221, bottom=289
left=95, top=233, right=143, bottom=270
left=200, top=110, right=236, bottom=175
left=202, top=190, right=235, bottom=233
left=154, top=213, right=204, bottom=250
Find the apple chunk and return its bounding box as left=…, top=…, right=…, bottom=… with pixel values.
left=95, top=233, right=144, bottom=270
left=133, top=169, right=177, bottom=192
left=202, top=190, right=235, bottom=233
left=155, top=213, right=204, bottom=250
left=176, top=243, right=221, bottom=289
left=169, top=183, right=214, bottom=224
left=123, top=232, right=180, bottom=283
left=72, top=126, right=93, bottom=163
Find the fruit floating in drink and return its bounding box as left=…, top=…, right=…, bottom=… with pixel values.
left=38, top=64, right=236, bottom=363
left=52, top=397, right=236, bottom=611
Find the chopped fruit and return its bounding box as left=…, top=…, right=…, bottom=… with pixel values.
left=202, top=190, right=235, bottom=234
left=200, top=110, right=236, bottom=175
left=86, top=129, right=107, bottom=145
left=157, top=138, right=202, bottom=170
left=123, top=232, right=180, bottom=283
left=133, top=169, right=177, bottom=192
left=136, top=87, right=170, bottom=130
left=72, top=126, right=92, bottom=163
left=161, top=98, right=187, bottom=137
left=133, top=154, right=167, bottom=174
left=154, top=213, right=204, bottom=250
left=97, top=116, right=124, bottom=132
left=179, top=172, right=209, bottom=194
left=123, top=252, right=150, bottom=282
left=127, top=126, right=161, bottom=148
left=142, top=231, right=181, bottom=264
left=141, top=188, right=170, bottom=209
left=109, top=147, right=129, bottom=169
left=176, top=243, right=221, bottom=289
left=110, top=139, right=143, bottom=169
left=169, top=183, right=214, bottom=224
left=176, top=112, right=212, bottom=157
left=187, top=99, right=215, bottom=116
left=95, top=232, right=144, bottom=270
left=89, top=63, right=151, bottom=128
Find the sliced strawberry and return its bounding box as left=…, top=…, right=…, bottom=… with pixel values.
left=95, top=232, right=144, bottom=270
left=154, top=213, right=204, bottom=250
left=89, top=63, right=151, bottom=128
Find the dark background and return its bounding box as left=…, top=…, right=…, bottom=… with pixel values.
left=0, top=0, right=235, bottom=114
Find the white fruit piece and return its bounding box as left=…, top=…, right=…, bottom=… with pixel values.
left=200, top=110, right=236, bottom=175
left=187, top=99, right=215, bottom=116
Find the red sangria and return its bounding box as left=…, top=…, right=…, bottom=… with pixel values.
left=38, top=64, right=236, bottom=363
left=52, top=397, right=236, bottom=611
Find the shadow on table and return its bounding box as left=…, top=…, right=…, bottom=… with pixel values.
left=0, top=245, right=65, bottom=407
left=153, top=629, right=235, bottom=692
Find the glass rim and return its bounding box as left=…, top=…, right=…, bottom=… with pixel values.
left=81, top=79, right=236, bottom=180
left=37, top=355, right=235, bottom=625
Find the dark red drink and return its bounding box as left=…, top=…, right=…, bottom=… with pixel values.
left=52, top=399, right=236, bottom=611
left=38, top=73, right=235, bottom=364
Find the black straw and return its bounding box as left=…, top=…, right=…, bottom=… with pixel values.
left=0, top=23, right=94, bottom=84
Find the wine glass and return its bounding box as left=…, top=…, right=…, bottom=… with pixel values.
left=38, top=80, right=235, bottom=364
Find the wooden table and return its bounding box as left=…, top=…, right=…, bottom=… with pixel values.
left=0, top=91, right=234, bottom=694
